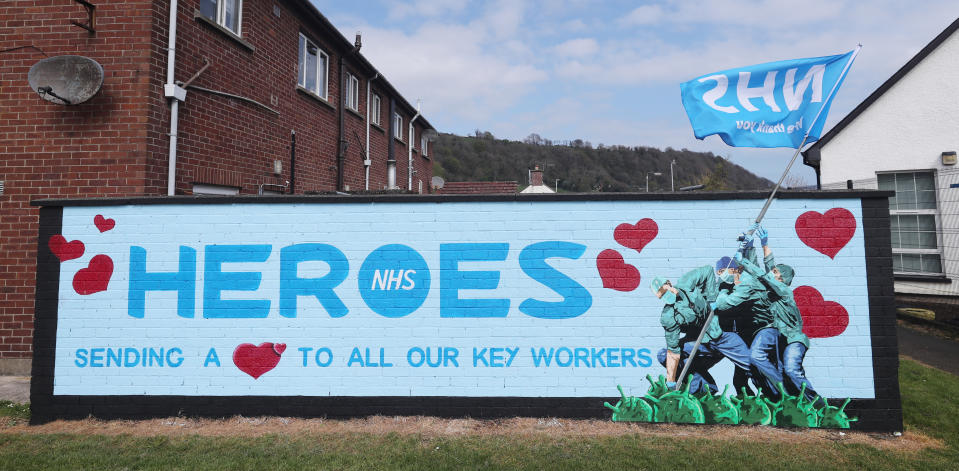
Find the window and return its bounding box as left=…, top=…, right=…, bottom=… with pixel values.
left=371, top=95, right=381, bottom=125
left=878, top=171, right=942, bottom=275
left=345, top=73, right=360, bottom=111
left=393, top=113, right=403, bottom=140
left=421, top=134, right=429, bottom=157
left=298, top=34, right=328, bottom=99
left=193, top=183, right=239, bottom=195
left=199, top=0, right=242, bottom=35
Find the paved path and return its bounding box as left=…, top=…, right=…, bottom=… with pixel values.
left=897, top=322, right=959, bottom=376
left=0, top=376, right=29, bottom=403
left=0, top=324, right=955, bottom=404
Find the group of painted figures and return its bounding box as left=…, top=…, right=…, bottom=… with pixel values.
left=649, top=224, right=817, bottom=405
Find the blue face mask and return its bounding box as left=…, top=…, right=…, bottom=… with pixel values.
left=661, top=290, right=677, bottom=305
left=718, top=271, right=734, bottom=284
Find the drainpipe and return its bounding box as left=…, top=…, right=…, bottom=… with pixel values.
left=365, top=73, right=378, bottom=191
left=387, top=98, right=396, bottom=189
left=289, top=130, right=296, bottom=194
left=163, top=0, right=186, bottom=196
left=337, top=34, right=361, bottom=192
left=407, top=100, right=421, bottom=191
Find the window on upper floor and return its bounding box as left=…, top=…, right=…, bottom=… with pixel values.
left=393, top=113, right=403, bottom=140
left=371, top=95, right=381, bottom=126
left=298, top=33, right=329, bottom=99
left=421, top=134, right=429, bottom=157
left=345, top=73, right=360, bottom=112
left=199, top=0, right=242, bottom=35
left=878, top=171, right=943, bottom=276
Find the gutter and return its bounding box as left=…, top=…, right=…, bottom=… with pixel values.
left=337, top=34, right=361, bottom=192
left=407, top=100, right=421, bottom=191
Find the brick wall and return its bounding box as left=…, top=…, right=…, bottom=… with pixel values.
left=0, top=0, right=156, bottom=371
left=436, top=181, right=518, bottom=194
left=0, top=0, right=433, bottom=372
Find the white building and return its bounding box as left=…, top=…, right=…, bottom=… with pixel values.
left=803, top=17, right=959, bottom=296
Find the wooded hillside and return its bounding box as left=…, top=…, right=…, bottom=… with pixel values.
left=431, top=131, right=774, bottom=192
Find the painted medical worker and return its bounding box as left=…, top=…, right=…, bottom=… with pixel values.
left=738, top=227, right=820, bottom=404
left=652, top=275, right=751, bottom=395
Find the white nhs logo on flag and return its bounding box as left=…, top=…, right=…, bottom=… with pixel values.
left=680, top=49, right=858, bottom=149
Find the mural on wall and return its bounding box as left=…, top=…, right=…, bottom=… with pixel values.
left=601, top=208, right=859, bottom=427
left=45, top=199, right=873, bottom=428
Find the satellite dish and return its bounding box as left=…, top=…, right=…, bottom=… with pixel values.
left=431, top=176, right=445, bottom=189
left=28, top=55, right=104, bottom=105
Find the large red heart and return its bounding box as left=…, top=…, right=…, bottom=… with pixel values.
left=233, top=342, right=287, bottom=379
left=614, top=218, right=658, bottom=253
left=72, top=254, right=113, bottom=295
left=793, top=285, right=849, bottom=338
left=49, top=235, right=85, bottom=262
left=795, top=208, right=856, bottom=259
left=94, top=214, right=116, bottom=233
left=596, top=249, right=641, bottom=292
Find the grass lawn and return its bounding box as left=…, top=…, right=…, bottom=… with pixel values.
left=1, top=357, right=957, bottom=470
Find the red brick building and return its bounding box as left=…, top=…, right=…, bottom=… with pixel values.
left=0, top=0, right=435, bottom=374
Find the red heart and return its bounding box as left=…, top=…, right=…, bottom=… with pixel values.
left=49, top=235, right=85, bottom=262
left=94, top=214, right=116, bottom=233
left=614, top=218, right=658, bottom=253
left=795, top=208, right=856, bottom=259
left=72, top=254, right=113, bottom=295
left=793, top=285, right=849, bottom=338
left=596, top=249, right=641, bottom=292
left=233, top=342, right=286, bottom=379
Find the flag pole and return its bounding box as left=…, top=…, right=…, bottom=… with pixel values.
left=675, top=45, right=861, bottom=392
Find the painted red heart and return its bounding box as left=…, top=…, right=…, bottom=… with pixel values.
left=795, top=208, right=856, bottom=259
left=233, top=342, right=286, bottom=379
left=596, top=249, right=641, bottom=292
left=614, top=218, right=658, bottom=253
left=72, top=254, right=113, bottom=295
left=793, top=285, right=849, bottom=338
left=94, top=214, right=115, bottom=232
left=49, top=235, right=85, bottom=262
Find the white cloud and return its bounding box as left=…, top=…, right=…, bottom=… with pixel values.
left=553, top=38, right=599, bottom=58
left=386, top=0, right=469, bottom=20
left=619, top=5, right=664, bottom=26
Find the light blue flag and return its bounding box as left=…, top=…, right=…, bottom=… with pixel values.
left=680, top=50, right=858, bottom=148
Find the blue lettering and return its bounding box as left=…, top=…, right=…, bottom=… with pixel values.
left=439, top=243, right=509, bottom=317
left=636, top=348, right=652, bottom=367
left=348, top=347, right=365, bottom=366
left=530, top=347, right=553, bottom=367
left=518, top=241, right=592, bottom=319
left=204, top=245, right=272, bottom=318
left=299, top=347, right=313, bottom=366
left=279, top=244, right=349, bottom=318
left=444, top=347, right=459, bottom=367
left=591, top=348, right=606, bottom=367
left=204, top=347, right=220, bottom=367
left=166, top=347, right=183, bottom=367
left=107, top=348, right=122, bottom=367
left=89, top=347, right=105, bottom=367
left=607, top=348, right=621, bottom=367
left=574, top=348, right=589, bottom=367
left=621, top=348, right=636, bottom=367
left=125, top=348, right=140, bottom=367
left=74, top=348, right=88, bottom=367
left=128, top=245, right=196, bottom=318
left=555, top=347, right=573, bottom=367
left=407, top=347, right=424, bottom=367
left=473, top=347, right=488, bottom=367
left=314, top=347, right=333, bottom=367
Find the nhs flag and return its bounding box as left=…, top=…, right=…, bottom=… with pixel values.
left=680, top=50, right=858, bottom=148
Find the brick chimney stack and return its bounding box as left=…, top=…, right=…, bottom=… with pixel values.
left=531, top=165, right=543, bottom=186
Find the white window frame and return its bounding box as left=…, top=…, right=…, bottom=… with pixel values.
left=393, top=113, right=403, bottom=141
left=371, top=95, right=381, bottom=126
left=421, top=134, right=429, bottom=157
left=298, top=33, right=329, bottom=100
left=200, top=0, right=243, bottom=36
left=193, top=183, right=239, bottom=195
left=879, top=170, right=944, bottom=276
left=345, top=73, right=360, bottom=111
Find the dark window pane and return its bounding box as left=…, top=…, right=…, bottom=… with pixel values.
left=901, top=254, right=922, bottom=272
left=200, top=0, right=217, bottom=20
left=923, top=254, right=942, bottom=274
left=877, top=173, right=895, bottom=191
left=919, top=232, right=937, bottom=249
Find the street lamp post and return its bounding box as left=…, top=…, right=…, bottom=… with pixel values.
left=670, top=159, right=676, bottom=192
left=646, top=172, right=662, bottom=192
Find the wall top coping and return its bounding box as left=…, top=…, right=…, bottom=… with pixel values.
left=32, top=190, right=893, bottom=207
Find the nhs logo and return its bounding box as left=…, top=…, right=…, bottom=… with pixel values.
left=680, top=48, right=858, bottom=149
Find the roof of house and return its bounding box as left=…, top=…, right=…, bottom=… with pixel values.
left=803, top=16, right=959, bottom=159
left=293, top=1, right=435, bottom=131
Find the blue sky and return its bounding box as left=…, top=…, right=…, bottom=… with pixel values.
left=310, top=0, right=957, bottom=184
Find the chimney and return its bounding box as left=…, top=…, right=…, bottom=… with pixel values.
left=531, top=165, right=543, bottom=186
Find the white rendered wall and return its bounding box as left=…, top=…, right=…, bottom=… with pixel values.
left=819, top=30, right=959, bottom=296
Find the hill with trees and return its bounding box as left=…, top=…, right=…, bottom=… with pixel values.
left=431, top=131, right=774, bottom=192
